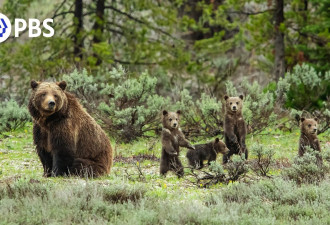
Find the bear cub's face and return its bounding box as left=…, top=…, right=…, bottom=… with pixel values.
left=30, top=80, right=67, bottom=116
left=214, top=138, right=230, bottom=154
left=162, top=110, right=181, bottom=130
left=224, top=95, right=243, bottom=113
left=301, top=118, right=318, bottom=135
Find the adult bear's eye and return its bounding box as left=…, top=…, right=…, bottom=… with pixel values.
left=54, top=95, right=58, bottom=99
left=41, top=93, right=46, bottom=97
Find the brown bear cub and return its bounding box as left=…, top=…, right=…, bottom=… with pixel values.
left=299, top=117, right=321, bottom=158
left=223, top=95, right=248, bottom=163
left=28, top=80, right=113, bottom=177
left=186, top=138, right=229, bottom=169
left=160, top=110, right=195, bottom=177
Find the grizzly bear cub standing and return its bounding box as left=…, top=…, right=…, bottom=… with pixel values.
left=160, top=110, right=195, bottom=177
left=186, top=138, right=229, bottom=169
left=299, top=117, right=321, bottom=159
left=28, top=80, right=113, bottom=177
left=223, top=95, right=248, bottom=163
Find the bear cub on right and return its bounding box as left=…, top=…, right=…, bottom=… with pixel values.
left=186, top=138, right=229, bottom=169
left=299, top=117, right=321, bottom=155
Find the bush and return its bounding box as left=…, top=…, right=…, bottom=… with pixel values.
left=102, top=183, right=147, bottom=203
left=64, top=67, right=170, bottom=142
left=0, top=100, right=30, bottom=132
left=250, top=143, right=275, bottom=177
left=174, top=90, right=223, bottom=137
left=283, top=147, right=327, bottom=185
left=276, top=63, right=330, bottom=110
left=225, top=155, right=249, bottom=182
left=225, top=80, right=277, bottom=134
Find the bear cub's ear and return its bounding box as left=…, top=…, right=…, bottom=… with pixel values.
left=224, top=95, right=229, bottom=101
left=215, top=138, right=219, bottom=143
left=176, top=110, right=181, bottom=115
left=314, top=117, right=318, bottom=122
left=163, top=110, right=168, bottom=116
left=300, top=117, right=305, bottom=122
left=30, top=80, right=39, bottom=90
left=239, top=95, right=244, bottom=100
left=57, top=81, right=67, bottom=90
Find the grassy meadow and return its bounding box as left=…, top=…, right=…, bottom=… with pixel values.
left=0, top=123, right=330, bottom=224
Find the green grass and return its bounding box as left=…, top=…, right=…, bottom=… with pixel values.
left=0, top=123, right=330, bottom=224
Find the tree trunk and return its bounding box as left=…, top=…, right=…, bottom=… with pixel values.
left=73, top=0, right=83, bottom=59
left=274, top=0, right=285, bottom=81
left=92, top=0, right=105, bottom=65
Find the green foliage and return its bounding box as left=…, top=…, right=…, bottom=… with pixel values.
left=224, top=0, right=330, bottom=74
left=283, top=147, right=327, bottom=185
left=175, top=91, right=223, bottom=137
left=0, top=100, right=30, bottom=132
left=220, top=177, right=330, bottom=223
left=64, top=67, right=170, bottom=142
left=250, top=143, right=275, bottom=177
left=209, top=161, right=225, bottom=175
left=102, top=182, right=147, bottom=203
left=225, top=155, right=249, bottom=182
left=277, top=63, right=329, bottom=110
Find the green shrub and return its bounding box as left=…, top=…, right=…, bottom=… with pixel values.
left=276, top=63, right=329, bottom=110
left=0, top=100, right=30, bottom=132
left=225, top=155, right=249, bottom=182
left=174, top=90, right=222, bottom=137
left=102, top=183, right=147, bottom=203
left=250, top=143, right=275, bottom=177
left=64, top=67, right=170, bottom=142
left=283, top=147, right=327, bottom=184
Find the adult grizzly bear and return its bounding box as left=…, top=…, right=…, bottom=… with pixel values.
left=28, top=80, right=113, bottom=177
left=186, top=138, right=229, bottom=169
left=223, top=95, right=248, bottom=163
left=299, top=118, right=321, bottom=163
left=160, top=110, right=195, bottom=177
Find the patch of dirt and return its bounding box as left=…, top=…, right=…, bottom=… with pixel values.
left=114, top=154, right=159, bottom=163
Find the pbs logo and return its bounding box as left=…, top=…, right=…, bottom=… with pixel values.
left=0, top=13, right=54, bottom=43
left=0, top=13, right=11, bottom=43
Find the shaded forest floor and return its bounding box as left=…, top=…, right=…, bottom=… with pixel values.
left=0, top=123, right=330, bottom=224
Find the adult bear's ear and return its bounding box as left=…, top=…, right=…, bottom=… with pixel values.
left=300, top=117, right=305, bottom=122
left=314, top=117, right=318, bottom=122
left=57, top=81, right=67, bottom=90
left=163, top=110, right=168, bottom=116
left=176, top=110, right=181, bottom=115
left=30, top=80, right=39, bottom=90
left=215, top=138, right=219, bottom=143
left=239, top=95, right=244, bottom=100
left=224, top=95, right=229, bottom=101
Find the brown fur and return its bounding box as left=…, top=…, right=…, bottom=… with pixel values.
left=299, top=117, right=321, bottom=157
left=28, top=80, right=113, bottom=177
left=160, top=110, right=194, bottom=177
left=223, top=95, right=248, bottom=163
left=186, top=138, right=229, bottom=169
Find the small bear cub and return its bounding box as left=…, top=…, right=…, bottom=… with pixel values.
left=299, top=117, right=321, bottom=156
left=223, top=95, right=248, bottom=163
left=186, top=138, right=229, bottom=169
left=160, top=110, right=194, bottom=177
